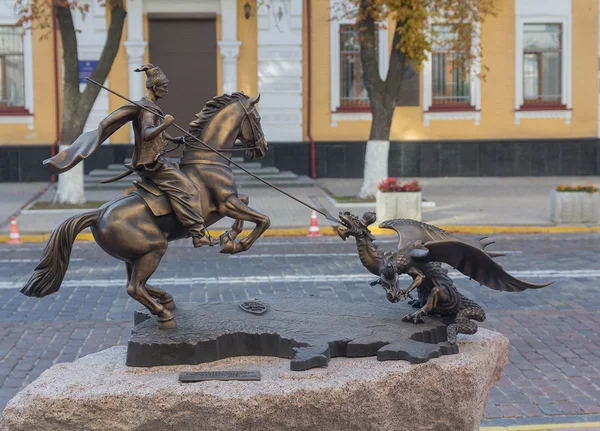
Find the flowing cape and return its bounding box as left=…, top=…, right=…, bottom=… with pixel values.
left=43, top=103, right=142, bottom=174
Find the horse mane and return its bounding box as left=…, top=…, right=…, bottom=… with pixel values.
left=188, top=92, right=249, bottom=134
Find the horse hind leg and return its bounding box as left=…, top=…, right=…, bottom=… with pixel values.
left=126, top=251, right=176, bottom=329
left=126, top=263, right=176, bottom=310
left=145, top=284, right=176, bottom=310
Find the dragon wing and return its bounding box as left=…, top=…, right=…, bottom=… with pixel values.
left=409, top=240, right=553, bottom=292
left=378, top=219, right=504, bottom=258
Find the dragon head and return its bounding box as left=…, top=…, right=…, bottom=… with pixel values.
left=336, top=211, right=376, bottom=241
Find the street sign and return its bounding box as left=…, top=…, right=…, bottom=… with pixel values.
left=79, top=60, right=98, bottom=84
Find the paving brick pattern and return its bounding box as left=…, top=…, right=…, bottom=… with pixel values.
left=0, top=233, right=599, bottom=426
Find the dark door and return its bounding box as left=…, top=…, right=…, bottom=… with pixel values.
left=148, top=16, right=217, bottom=156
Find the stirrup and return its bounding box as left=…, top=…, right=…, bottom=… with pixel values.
left=192, top=229, right=217, bottom=248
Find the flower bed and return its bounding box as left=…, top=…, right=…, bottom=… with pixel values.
left=551, top=184, right=600, bottom=223
left=375, top=178, right=422, bottom=222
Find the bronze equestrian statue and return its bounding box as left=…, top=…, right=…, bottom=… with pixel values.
left=336, top=211, right=553, bottom=343
left=21, top=70, right=270, bottom=329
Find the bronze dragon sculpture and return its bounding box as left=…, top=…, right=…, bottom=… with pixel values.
left=336, top=211, right=553, bottom=344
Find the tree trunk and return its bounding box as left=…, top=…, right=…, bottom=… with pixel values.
left=358, top=103, right=395, bottom=198
left=53, top=1, right=127, bottom=205
left=356, top=10, right=406, bottom=199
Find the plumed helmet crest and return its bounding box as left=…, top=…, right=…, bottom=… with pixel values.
left=134, top=63, right=168, bottom=89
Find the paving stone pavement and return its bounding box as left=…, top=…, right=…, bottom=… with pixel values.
left=0, top=232, right=599, bottom=427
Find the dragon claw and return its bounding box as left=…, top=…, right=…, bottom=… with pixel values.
left=403, top=310, right=425, bottom=324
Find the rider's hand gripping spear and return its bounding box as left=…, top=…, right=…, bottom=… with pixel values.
left=86, top=77, right=343, bottom=226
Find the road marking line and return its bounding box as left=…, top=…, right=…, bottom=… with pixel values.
left=229, top=251, right=522, bottom=258
left=0, top=258, right=84, bottom=264
left=0, top=269, right=591, bottom=289
left=481, top=422, right=600, bottom=431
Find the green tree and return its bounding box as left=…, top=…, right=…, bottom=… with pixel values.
left=15, top=0, right=127, bottom=204
left=334, top=0, right=496, bottom=198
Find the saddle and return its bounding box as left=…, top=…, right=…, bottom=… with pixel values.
left=131, top=180, right=173, bottom=217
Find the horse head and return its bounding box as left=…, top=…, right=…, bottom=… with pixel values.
left=183, top=92, right=268, bottom=164
left=238, top=94, right=268, bottom=160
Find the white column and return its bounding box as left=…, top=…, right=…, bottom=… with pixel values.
left=124, top=0, right=147, bottom=142
left=218, top=0, right=241, bottom=94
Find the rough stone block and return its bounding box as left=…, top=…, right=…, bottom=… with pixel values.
left=0, top=329, right=508, bottom=431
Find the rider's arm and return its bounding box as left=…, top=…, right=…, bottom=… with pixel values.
left=164, top=132, right=185, bottom=146
left=141, top=110, right=173, bottom=142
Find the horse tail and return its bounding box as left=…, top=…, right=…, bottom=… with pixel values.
left=21, top=210, right=100, bottom=298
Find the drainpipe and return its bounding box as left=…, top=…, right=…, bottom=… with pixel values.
left=51, top=10, right=61, bottom=184
left=306, top=0, right=316, bottom=179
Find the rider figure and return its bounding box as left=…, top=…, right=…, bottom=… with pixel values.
left=131, top=64, right=213, bottom=248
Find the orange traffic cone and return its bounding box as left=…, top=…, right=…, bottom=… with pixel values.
left=8, top=216, right=23, bottom=245
left=307, top=210, right=321, bottom=237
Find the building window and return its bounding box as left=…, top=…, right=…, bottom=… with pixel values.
left=339, top=24, right=377, bottom=109
left=431, top=25, right=470, bottom=108
left=0, top=26, right=25, bottom=110
left=329, top=1, right=388, bottom=121
left=522, top=23, right=562, bottom=107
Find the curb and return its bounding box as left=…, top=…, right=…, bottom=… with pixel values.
left=1, top=225, right=600, bottom=244
left=481, top=422, right=600, bottom=430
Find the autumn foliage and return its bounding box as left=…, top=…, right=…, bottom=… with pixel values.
left=333, top=0, right=497, bottom=78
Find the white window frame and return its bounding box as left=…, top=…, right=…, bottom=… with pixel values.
left=0, top=17, right=34, bottom=129
left=422, top=22, right=481, bottom=126
left=329, top=0, right=388, bottom=127
left=514, top=15, right=572, bottom=125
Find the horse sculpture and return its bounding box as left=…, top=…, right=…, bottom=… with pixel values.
left=21, top=92, right=270, bottom=329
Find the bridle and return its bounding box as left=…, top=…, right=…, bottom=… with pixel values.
left=238, top=100, right=265, bottom=150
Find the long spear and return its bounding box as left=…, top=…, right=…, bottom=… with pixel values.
left=86, top=77, right=342, bottom=225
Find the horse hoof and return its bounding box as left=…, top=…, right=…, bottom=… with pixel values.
left=157, top=310, right=176, bottom=329
left=220, top=240, right=243, bottom=254
left=158, top=317, right=177, bottom=330
left=160, top=295, right=176, bottom=310
left=220, top=231, right=234, bottom=246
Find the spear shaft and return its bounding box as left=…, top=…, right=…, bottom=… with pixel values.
left=85, top=77, right=342, bottom=225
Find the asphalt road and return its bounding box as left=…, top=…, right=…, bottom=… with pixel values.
left=1, top=233, right=599, bottom=427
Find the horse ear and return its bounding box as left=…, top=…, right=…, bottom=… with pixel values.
left=250, top=94, right=261, bottom=105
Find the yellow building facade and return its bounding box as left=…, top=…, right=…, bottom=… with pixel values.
left=0, top=0, right=598, bottom=181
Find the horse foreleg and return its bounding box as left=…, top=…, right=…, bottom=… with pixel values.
left=126, top=263, right=175, bottom=310
left=218, top=195, right=270, bottom=254
left=126, top=251, right=176, bottom=329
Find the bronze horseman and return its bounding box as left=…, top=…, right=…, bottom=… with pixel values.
left=336, top=212, right=553, bottom=343
left=44, top=64, right=214, bottom=248
left=22, top=65, right=271, bottom=329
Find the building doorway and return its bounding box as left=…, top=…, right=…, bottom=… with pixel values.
left=148, top=14, right=217, bottom=156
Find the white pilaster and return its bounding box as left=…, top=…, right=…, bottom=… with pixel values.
left=219, top=0, right=241, bottom=94
left=257, top=0, right=303, bottom=142
left=125, top=0, right=147, bottom=143
left=218, top=40, right=241, bottom=94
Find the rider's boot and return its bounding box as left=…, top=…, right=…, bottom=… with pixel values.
left=190, top=225, right=216, bottom=248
